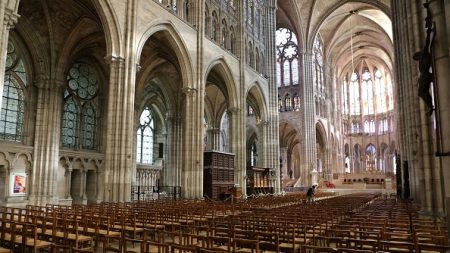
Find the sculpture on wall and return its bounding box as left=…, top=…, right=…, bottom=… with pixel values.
left=413, top=2, right=435, bottom=115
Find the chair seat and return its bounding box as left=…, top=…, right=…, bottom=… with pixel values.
left=0, top=246, right=10, bottom=253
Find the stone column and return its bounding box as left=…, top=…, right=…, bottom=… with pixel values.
left=207, top=128, right=221, bottom=150
left=96, top=164, right=104, bottom=202
left=181, top=87, right=203, bottom=199
left=81, top=169, right=87, bottom=204
left=0, top=2, right=19, bottom=110
left=30, top=79, right=64, bottom=206
left=428, top=0, right=450, bottom=224
left=255, top=119, right=268, bottom=166
left=263, top=0, right=280, bottom=192
left=176, top=0, right=183, bottom=17
left=65, top=164, right=73, bottom=199
left=229, top=107, right=246, bottom=194
left=103, top=55, right=136, bottom=202
left=392, top=0, right=421, bottom=201
left=280, top=147, right=288, bottom=180
left=164, top=113, right=181, bottom=187
left=301, top=52, right=317, bottom=186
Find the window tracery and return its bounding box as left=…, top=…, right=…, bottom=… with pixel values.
left=276, top=28, right=299, bottom=86
left=62, top=62, right=99, bottom=150
left=1, top=40, right=27, bottom=142
left=137, top=107, right=154, bottom=164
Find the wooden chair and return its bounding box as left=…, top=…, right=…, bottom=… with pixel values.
left=207, top=236, right=231, bottom=253
left=169, top=243, right=198, bottom=253
left=335, top=249, right=372, bottom=253
left=416, top=243, right=450, bottom=253
left=301, top=245, right=337, bottom=253
left=143, top=240, right=170, bottom=253
left=378, top=240, right=415, bottom=253
left=345, top=238, right=378, bottom=252
left=0, top=247, right=11, bottom=253
left=258, top=231, right=280, bottom=253
left=315, top=236, right=346, bottom=248
left=20, top=222, right=53, bottom=253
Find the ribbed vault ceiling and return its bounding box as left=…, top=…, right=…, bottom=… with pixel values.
left=278, top=0, right=393, bottom=77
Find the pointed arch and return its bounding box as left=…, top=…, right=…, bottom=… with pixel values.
left=246, top=82, right=268, bottom=122
left=204, top=57, right=238, bottom=109
left=56, top=16, right=105, bottom=79
left=315, top=120, right=328, bottom=144
left=92, top=0, right=122, bottom=58
left=137, top=21, right=194, bottom=90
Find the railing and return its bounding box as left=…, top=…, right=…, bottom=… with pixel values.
left=131, top=186, right=182, bottom=201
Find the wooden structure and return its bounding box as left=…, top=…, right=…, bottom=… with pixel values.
left=246, top=166, right=275, bottom=195
left=203, top=151, right=235, bottom=200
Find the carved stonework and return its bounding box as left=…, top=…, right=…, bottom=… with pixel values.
left=105, top=55, right=126, bottom=65
left=4, top=11, right=20, bottom=29
left=182, top=87, right=197, bottom=97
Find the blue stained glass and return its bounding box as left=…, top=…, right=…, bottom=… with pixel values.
left=62, top=61, right=100, bottom=150
left=62, top=97, right=79, bottom=148
left=1, top=69, right=24, bottom=142
left=81, top=102, right=96, bottom=150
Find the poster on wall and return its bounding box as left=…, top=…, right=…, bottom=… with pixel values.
left=11, top=173, right=26, bottom=195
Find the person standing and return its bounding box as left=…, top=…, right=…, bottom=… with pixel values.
left=306, top=185, right=316, bottom=203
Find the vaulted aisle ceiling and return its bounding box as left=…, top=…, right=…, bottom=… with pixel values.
left=278, top=0, right=393, bottom=76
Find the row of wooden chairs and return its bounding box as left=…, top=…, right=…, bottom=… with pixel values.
left=307, top=198, right=449, bottom=253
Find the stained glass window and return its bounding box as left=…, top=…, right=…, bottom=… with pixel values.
left=278, top=96, right=283, bottom=112
left=314, top=35, right=324, bottom=91
left=276, top=28, right=299, bottom=86
left=62, top=62, right=99, bottom=149
left=291, top=58, right=299, bottom=85
left=342, top=77, right=348, bottom=114
left=1, top=40, right=27, bottom=142
left=220, top=112, right=229, bottom=152
left=61, top=97, right=79, bottom=148
left=247, top=104, right=254, bottom=116
left=349, top=72, right=360, bottom=115
left=284, top=95, right=291, bottom=111
left=82, top=102, right=96, bottom=149
left=137, top=107, right=154, bottom=164
left=293, top=94, right=300, bottom=111
left=250, top=141, right=257, bottom=166
left=344, top=67, right=393, bottom=116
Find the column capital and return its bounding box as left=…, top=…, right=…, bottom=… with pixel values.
left=104, top=55, right=125, bottom=65
left=257, top=120, right=270, bottom=127
left=182, top=87, right=197, bottom=97
left=35, top=78, right=65, bottom=91
left=228, top=107, right=242, bottom=114
left=207, top=128, right=221, bottom=134
left=4, top=10, right=20, bottom=29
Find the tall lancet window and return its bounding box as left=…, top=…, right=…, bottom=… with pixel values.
left=362, top=68, right=374, bottom=115
left=220, top=112, right=229, bottom=152
left=342, top=76, right=348, bottom=114
left=62, top=62, right=99, bottom=149
left=313, top=35, right=324, bottom=92
left=349, top=72, right=360, bottom=115
left=1, top=40, right=27, bottom=142
left=276, top=28, right=299, bottom=86
left=137, top=107, right=154, bottom=164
